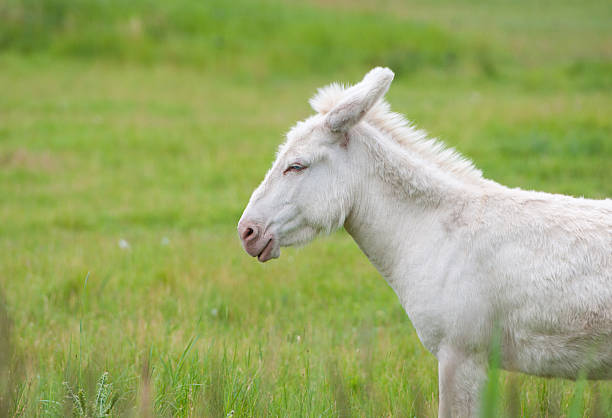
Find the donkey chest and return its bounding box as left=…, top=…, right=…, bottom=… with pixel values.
left=389, top=247, right=492, bottom=355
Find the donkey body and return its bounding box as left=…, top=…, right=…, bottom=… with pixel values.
left=238, top=68, right=612, bottom=417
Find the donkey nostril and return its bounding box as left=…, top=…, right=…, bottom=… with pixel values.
left=240, top=224, right=259, bottom=242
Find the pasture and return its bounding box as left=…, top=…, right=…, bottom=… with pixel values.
left=1, top=0, right=611, bottom=415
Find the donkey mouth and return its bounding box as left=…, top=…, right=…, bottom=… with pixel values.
left=257, top=239, right=276, bottom=262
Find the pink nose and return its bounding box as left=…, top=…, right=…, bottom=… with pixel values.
left=238, top=220, right=261, bottom=250
left=238, top=219, right=277, bottom=262
left=238, top=219, right=266, bottom=256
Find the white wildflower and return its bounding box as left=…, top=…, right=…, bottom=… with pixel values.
left=118, top=239, right=130, bottom=250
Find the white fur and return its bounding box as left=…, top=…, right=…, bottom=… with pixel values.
left=239, top=67, right=612, bottom=417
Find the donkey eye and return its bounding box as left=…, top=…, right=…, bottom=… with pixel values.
left=283, top=163, right=307, bottom=175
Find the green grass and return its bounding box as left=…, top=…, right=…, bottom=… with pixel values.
left=0, top=0, right=611, bottom=415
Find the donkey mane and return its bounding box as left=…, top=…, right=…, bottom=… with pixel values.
left=310, top=83, right=483, bottom=184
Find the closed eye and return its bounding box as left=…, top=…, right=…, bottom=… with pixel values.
left=283, top=163, right=307, bottom=175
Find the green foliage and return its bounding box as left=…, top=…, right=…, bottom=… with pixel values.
left=64, top=372, right=119, bottom=417
left=0, top=0, right=611, bottom=415
left=0, top=0, right=465, bottom=77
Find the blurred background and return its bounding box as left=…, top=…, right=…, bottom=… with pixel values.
left=1, top=0, right=611, bottom=415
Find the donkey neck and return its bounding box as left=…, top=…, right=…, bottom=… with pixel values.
left=343, top=126, right=481, bottom=288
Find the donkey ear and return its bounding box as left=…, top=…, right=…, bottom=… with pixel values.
left=325, top=67, right=394, bottom=133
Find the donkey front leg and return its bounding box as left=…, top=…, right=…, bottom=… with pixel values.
left=437, top=347, right=488, bottom=418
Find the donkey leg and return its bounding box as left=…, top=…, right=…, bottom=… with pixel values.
left=438, top=348, right=488, bottom=418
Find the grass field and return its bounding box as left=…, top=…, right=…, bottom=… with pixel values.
left=1, top=0, right=611, bottom=416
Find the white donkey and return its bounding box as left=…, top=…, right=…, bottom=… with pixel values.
left=238, top=68, right=612, bottom=417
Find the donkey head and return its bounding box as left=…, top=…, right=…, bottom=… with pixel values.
left=238, top=67, right=394, bottom=262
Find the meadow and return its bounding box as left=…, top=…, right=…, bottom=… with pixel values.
left=0, top=0, right=611, bottom=415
